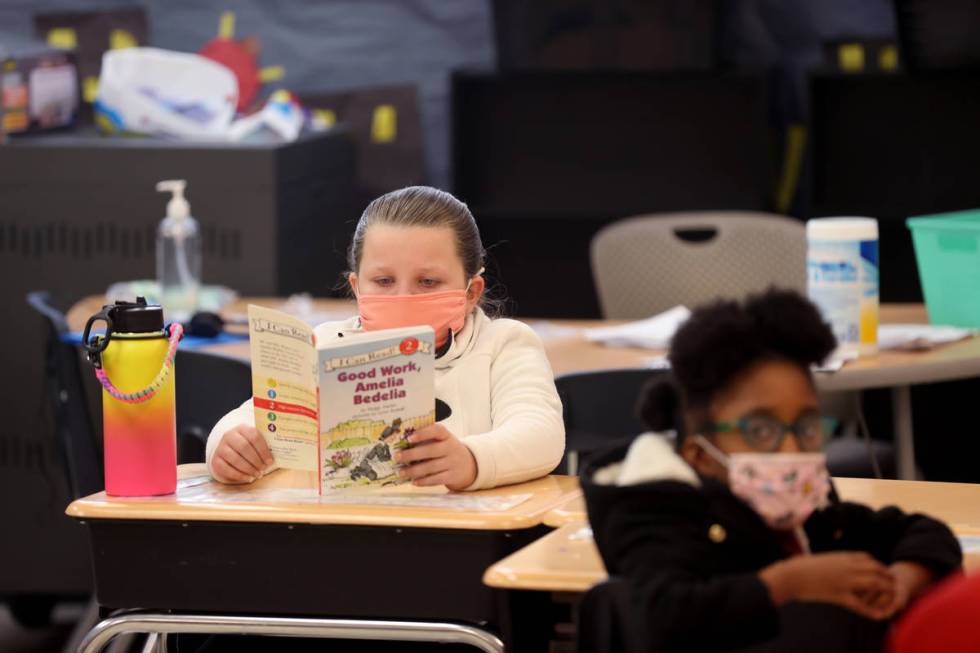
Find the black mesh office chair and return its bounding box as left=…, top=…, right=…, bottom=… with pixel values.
left=174, top=349, right=252, bottom=463
left=17, top=292, right=100, bottom=630
left=27, top=291, right=103, bottom=498
left=555, top=368, right=672, bottom=474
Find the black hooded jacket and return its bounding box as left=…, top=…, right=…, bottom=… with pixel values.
left=581, top=440, right=963, bottom=653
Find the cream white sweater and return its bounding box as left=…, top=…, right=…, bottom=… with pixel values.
left=205, top=308, right=566, bottom=490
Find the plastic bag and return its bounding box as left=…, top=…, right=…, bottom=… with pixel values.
left=94, top=47, right=237, bottom=139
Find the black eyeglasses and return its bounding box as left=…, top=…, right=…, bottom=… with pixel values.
left=706, top=414, right=839, bottom=452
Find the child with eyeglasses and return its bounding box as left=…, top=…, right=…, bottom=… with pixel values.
left=582, top=289, right=961, bottom=653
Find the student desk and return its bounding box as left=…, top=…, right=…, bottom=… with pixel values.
left=67, top=298, right=980, bottom=480
left=485, top=523, right=980, bottom=596
left=484, top=523, right=603, bottom=593
left=66, top=464, right=581, bottom=652
left=486, top=477, right=980, bottom=595
left=543, top=495, right=587, bottom=528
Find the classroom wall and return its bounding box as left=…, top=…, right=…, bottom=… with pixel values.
left=0, top=0, right=906, bottom=192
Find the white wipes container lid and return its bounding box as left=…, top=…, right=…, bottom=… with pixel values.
left=807, top=217, right=878, bottom=240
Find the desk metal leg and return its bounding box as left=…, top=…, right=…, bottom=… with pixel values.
left=892, top=385, right=917, bottom=480
left=139, top=633, right=166, bottom=653
left=62, top=597, right=100, bottom=653
left=78, top=612, right=505, bottom=653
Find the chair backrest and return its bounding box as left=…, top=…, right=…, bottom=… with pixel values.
left=555, top=368, right=671, bottom=474
left=174, top=350, right=252, bottom=463
left=26, top=291, right=103, bottom=499
left=577, top=577, right=637, bottom=653
left=591, top=211, right=807, bottom=319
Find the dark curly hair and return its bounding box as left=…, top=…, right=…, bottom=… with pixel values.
left=638, top=289, right=837, bottom=442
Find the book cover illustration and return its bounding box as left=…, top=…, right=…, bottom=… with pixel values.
left=318, top=325, right=436, bottom=492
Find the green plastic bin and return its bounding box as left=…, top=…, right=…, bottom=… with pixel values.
left=907, top=209, right=980, bottom=327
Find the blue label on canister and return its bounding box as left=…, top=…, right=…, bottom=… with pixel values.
left=808, top=239, right=879, bottom=352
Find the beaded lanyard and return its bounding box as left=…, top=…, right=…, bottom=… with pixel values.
left=94, top=323, right=184, bottom=404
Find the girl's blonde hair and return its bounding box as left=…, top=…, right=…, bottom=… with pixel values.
left=348, top=186, right=486, bottom=279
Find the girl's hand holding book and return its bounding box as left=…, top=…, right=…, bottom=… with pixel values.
left=213, top=425, right=275, bottom=484
left=395, top=424, right=478, bottom=491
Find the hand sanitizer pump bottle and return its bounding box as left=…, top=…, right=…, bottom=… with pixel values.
left=156, top=179, right=201, bottom=323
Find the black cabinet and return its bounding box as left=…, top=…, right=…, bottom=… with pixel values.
left=0, top=128, right=356, bottom=602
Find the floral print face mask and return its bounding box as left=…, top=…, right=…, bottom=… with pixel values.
left=727, top=452, right=831, bottom=530
left=695, top=436, right=831, bottom=531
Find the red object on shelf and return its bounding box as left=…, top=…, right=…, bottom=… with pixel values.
left=199, top=36, right=260, bottom=112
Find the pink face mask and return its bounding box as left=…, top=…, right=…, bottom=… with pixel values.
left=695, top=436, right=831, bottom=532
left=356, top=274, right=480, bottom=347
left=727, top=452, right=831, bottom=531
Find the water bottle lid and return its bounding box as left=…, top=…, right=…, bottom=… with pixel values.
left=110, top=297, right=164, bottom=333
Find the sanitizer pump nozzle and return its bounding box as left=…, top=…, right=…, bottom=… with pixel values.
left=157, top=179, right=190, bottom=220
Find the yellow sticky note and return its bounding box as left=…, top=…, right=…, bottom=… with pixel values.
left=314, top=109, right=336, bottom=127
left=47, top=28, right=77, bottom=50
left=371, top=104, right=397, bottom=143
left=109, top=29, right=138, bottom=50
left=259, top=66, right=285, bottom=82
left=879, top=45, right=899, bottom=71
left=83, top=76, right=100, bottom=103
left=838, top=44, right=865, bottom=72
left=219, top=11, right=236, bottom=39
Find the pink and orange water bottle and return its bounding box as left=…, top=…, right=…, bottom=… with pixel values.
left=83, top=298, right=183, bottom=496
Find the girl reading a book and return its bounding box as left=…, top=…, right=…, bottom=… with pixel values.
left=206, top=186, right=565, bottom=491
left=581, top=290, right=961, bottom=653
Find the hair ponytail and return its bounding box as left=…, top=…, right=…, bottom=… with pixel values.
left=636, top=376, right=684, bottom=437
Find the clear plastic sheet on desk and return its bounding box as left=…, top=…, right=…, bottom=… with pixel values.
left=161, top=475, right=533, bottom=512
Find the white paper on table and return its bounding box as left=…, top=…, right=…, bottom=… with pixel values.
left=584, top=306, right=692, bottom=349
left=525, top=321, right=585, bottom=340
left=813, top=351, right=859, bottom=374
left=878, top=324, right=978, bottom=351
